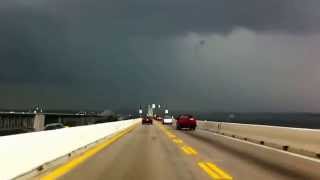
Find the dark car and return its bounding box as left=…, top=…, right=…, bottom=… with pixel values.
left=142, top=116, right=153, bottom=125
left=176, top=115, right=197, bottom=130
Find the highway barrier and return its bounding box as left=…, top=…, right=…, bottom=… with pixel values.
left=194, top=128, right=320, bottom=179
left=0, top=119, right=139, bottom=180
left=198, top=121, right=320, bottom=159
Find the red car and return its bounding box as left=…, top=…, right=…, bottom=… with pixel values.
left=176, top=115, right=197, bottom=130
left=142, top=116, right=153, bottom=125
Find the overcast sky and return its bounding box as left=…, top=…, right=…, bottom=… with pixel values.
left=1, top=0, right=320, bottom=112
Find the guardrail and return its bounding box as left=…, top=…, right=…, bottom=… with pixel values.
left=0, top=119, right=140, bottom=180
left=0, top=112, right=102, bottom=133
left=197, top=121, right=320, bottom=159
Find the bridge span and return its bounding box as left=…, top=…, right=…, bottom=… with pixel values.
left=53, top=123, right=312, bottom=180
left=0, top=119, right=319, bottom=180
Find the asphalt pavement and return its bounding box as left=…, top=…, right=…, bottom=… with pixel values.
left=45, top=122, right=315, bottom=180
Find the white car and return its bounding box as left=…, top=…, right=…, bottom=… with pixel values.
left=163, top=115, right=174, bottom=125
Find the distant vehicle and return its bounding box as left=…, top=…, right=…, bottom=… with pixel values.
left=163, top=115, right=173, bottom=125
left=142, top=116, right=153, bottom=125
left=155, top=115, right=163, bottom=122
left=76, top=112, right=86, bottom=116
left=176, top=115, right=197, bottom=130
left=44, top=123, right=65, bottom=130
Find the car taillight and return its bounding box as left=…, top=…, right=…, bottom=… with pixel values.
left=190, top=118, right=195, bottom=121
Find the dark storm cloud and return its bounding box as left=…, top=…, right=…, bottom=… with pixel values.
left=0, top=0, right=320, bottom=110
left=50, top=0, right=320, bottom=35
left=1, top=0, right=318, bottom=84
left=0, top=2, right=72, bottom=84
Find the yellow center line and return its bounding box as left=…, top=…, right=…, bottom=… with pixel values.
left=156, top=122, right=233, bottom=180
left=172, top=138, right=183, bottom=144
left=181, top=145, right=197, bottom=155
left=186, top=146, right=198, bottom=155
left=168, top=134, right=176, bottom=138
left=198, top=161, right=233, bottom=180
left=40, top=124, right=138, bottom=180
left=198, top=162, right=221, bottom=179
left=206, top=162, right=233, bottom=180
left=158, top=123, right=198, bottom=155
left=181, top=146, right=192, bottom=155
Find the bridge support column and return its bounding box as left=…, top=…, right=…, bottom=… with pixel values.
left=58, top=116, right=62, bottom=123
left=34, top=114, right=45, bottom=131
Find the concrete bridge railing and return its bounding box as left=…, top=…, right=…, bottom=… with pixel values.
left=197, top=120, right=320, bottom=159
left=0, top=113, right=103, bottom=133
left=0, top=119, right=140, bottom=179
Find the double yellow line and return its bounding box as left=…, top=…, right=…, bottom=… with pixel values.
left=40, top=123, right=138, bottom=180
left=158, top=123, right=198, bottom=156
left=181, top=145, right=198, bottom=155
left=158, top=124, right=198, bottom=156
left=157, top=122, right=233, bottom=180
left=172, top=138, right=183, bottom=144
left=198, top=162, right=233, bottom=180
left=166, top=132, right=176, bottom=138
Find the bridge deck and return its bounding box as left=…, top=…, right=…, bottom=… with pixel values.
left=41, top=122, right=312, bottom=180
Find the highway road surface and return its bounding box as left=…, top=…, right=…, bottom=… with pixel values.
left=40, top=122, right=316, bottom=180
